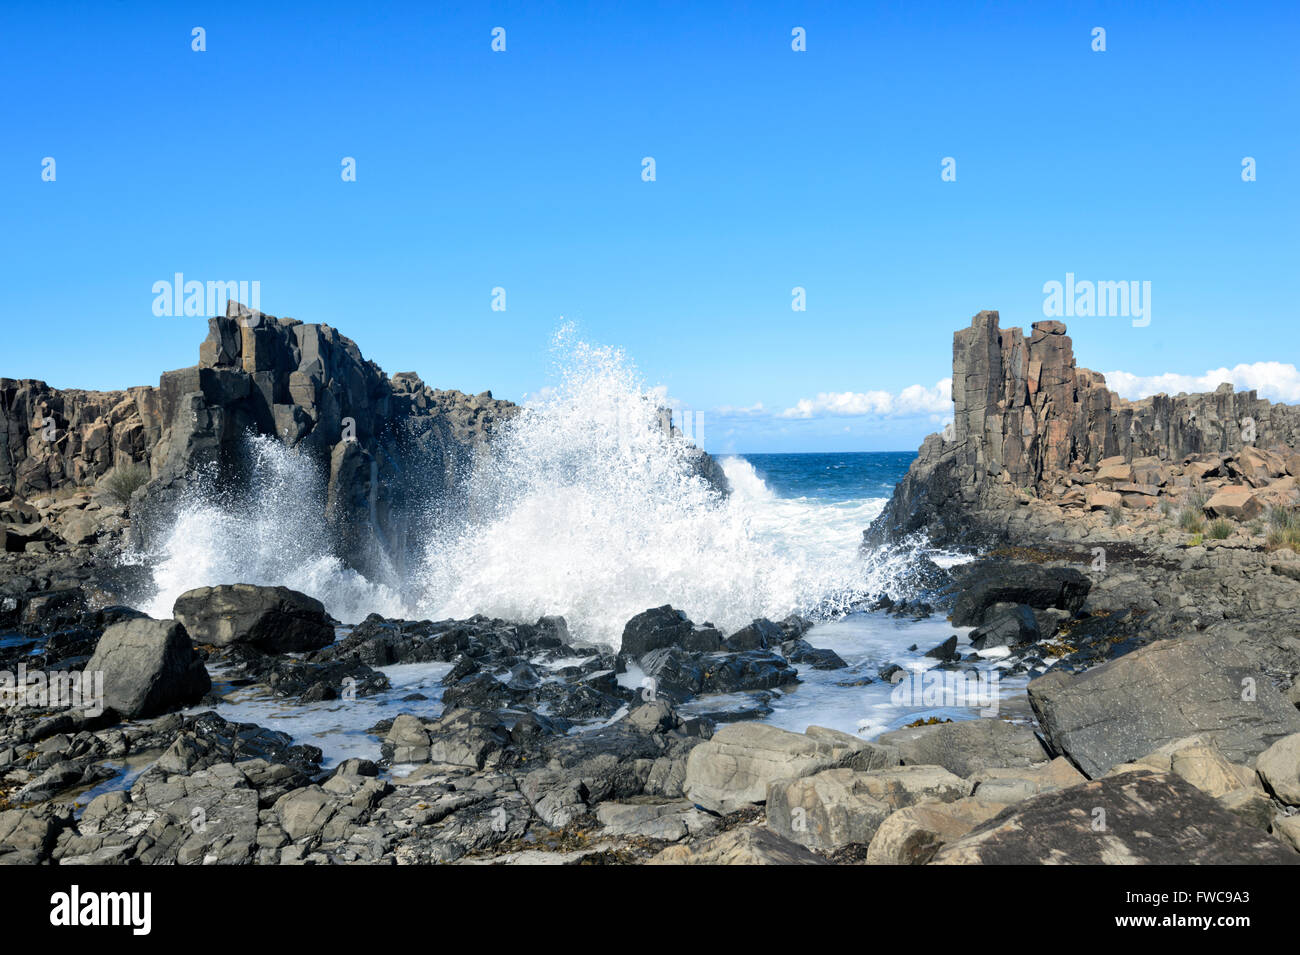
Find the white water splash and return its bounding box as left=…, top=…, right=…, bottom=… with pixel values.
left=135, top=439, right=409, bottom=623
left=132, top=329, right=938, bottom=646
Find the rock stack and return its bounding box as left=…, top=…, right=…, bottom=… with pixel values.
left=868, top=310, right=1300, bottom=546
left=128, top=302, right=521, bottom=580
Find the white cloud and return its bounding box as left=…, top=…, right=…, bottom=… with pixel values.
left=1102, top=363, right=1300, bottom=404
left=779, top=379, right=952, bottom=419
left=712, top=402, right=767, bottom=417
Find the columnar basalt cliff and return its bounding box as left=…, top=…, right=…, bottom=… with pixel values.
left=0, top=382, right=161, bottom=497
left=129, top=302, right=521, bottom=579
left=2, top=302, right=727, bottom=580
left=867, top=310, right=1300, bottom=547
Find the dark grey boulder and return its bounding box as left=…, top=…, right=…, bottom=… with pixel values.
left=85, top=618, right=211, bottom=719
left=619, top=606, right=696, bottom=658
left=969, top=605, right=1039, bottom=650
left=172, top=583, right=334, bottom=653
left=1028, top=633, right=1300, bottom=778
left=924, top=635, right=960, bottom=662
left=723, top=618, right=784, bottom=652
left=951, top=564, right=1090, bottom=627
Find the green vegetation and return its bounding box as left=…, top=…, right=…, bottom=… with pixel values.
left=1266, top=506, right=1300, bottom=552
left=100, top=462, right=150, bottom=506
left=1207, top=518, right=1233, bottom=540
left=1178, top=507, right=1204, bottom=534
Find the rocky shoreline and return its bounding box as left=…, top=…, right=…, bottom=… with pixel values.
left=2, top=309, right=1299, bottom=865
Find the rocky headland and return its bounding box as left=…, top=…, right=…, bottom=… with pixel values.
left=1, top=307, right=1298, bottom=865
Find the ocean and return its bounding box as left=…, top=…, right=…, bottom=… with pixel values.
left=122, top=337, right=1023, bottom=765
left=152, top=449, right=1022, bottom=767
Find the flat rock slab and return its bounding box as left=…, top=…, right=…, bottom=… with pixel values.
left=1028, top=633, right=1300, bottom=778
left=684, top=722, right=871, bottom=813
left=649, top=824, right=828, bottom=865
left=931, top=771, right=1300, bottom=864
left=877, top=718, right=1047, bottom=777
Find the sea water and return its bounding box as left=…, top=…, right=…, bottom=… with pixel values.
left=125, top=331, right=1023, bottom=765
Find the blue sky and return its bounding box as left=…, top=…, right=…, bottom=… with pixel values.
left=3, top=1, right=1296, bottom=453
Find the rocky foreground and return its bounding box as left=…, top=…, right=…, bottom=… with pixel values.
left=2, top=307, right=1300, bottom=865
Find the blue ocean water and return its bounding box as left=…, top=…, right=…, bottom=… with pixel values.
left=735, top=451, right=916, bottom=504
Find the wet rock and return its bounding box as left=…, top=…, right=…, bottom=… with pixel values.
left=923, top=635, right=960, bottom=662
left=226, top=644, right=389, bottom=702
left=702, top=649, right=798, bottom=694
left=172, top=584, right=335, bottom=653
left=723, top=618, right=783, bottom=652
left=969, top=605, right=1039, bottom=650
left=781, top=639, right=848, bottom=670
left=951, top=564, right=1091, bottom=627
left=619, top=605, right=722, bottom=657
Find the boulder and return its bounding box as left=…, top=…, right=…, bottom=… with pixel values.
left=1095, top=463, right=1132, bottom=484
left=1106, top=737, right=1259, bottom=800
left=971, top=756, right=1086, bottom=803
left=619, top=605, right=725, bottom=658
left=765, top=765, right=969, bottom=850
left=866, top=796, right=1009, bottom=865
left=950, top=564, right=1091, bottom=627
left=1028, top=633, right=1300, bottom=778
left=683, top=722, right=867, bottom=813
left=1203, top=485, right=1262, bottom=520
left=1274, top=814, right=1300, bottom=852
left=594, top=800, right=716, bottom=842
left=648, top=824, right=828, bottom=865
left=924, top=635, right=959, bottom=661
left=1256, top=733, right=1300, bottom=805
left=969, top=605, right=1039, bottom=650
left=172, top=584, right=335, bottom=653
left=723, top=618, right=784, bottom=652
left=877, top=718, right=1047, bottom=777
left=1085, top=488, right=1121, bottom=510
left=931, top=771, right=1300, bottom=864
left=85, top=618, right=210, bottom=718
left=384, top=714, right=431, bottom=764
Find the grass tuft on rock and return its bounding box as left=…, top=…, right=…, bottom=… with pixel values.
left=100, top=461, right=150, bottom=506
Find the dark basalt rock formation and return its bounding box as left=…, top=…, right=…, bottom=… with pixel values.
left=129, top=302, right=521, bottom=581
left=867, top=310, right=1300, bottom=548
left=2, top=300, right=727, bottom=585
